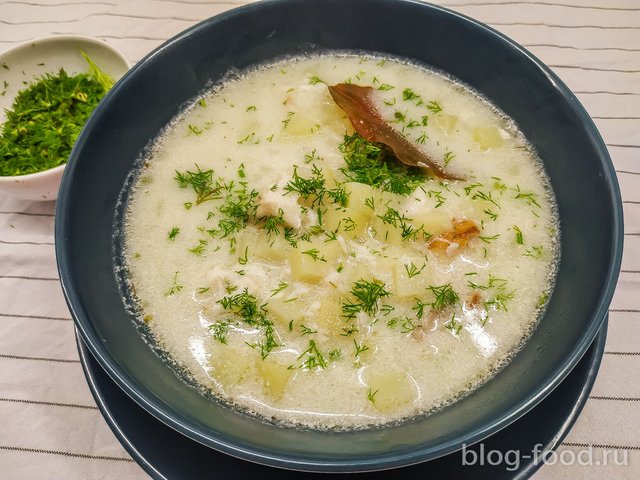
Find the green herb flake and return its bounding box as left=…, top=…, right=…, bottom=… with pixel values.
left=513, top=225, right=524, bottom=244
left=168, top=227, right=180, bottom=241
left=367, top=388, right=379, bottom=403
left=428, top=283, right=459, bottom=310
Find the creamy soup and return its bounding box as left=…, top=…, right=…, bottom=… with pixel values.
left=122, top=54, right=558, bottom=429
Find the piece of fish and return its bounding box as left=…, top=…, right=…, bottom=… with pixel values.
left=428, top=219, right=480, bottom=254
left=328, top=83, right=464, bottom=181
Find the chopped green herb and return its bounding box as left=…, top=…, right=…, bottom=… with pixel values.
left=404, top=261, right=425, bottom=278
left=188, top=239, right=207, bottom=256
left=302, top=248, right=327, bottom=262
left=166, top=271, right=183, bottom=296
left=342, top=279, right=390, bottom=319
left=443, top=150, right=455, bottom=165
left=0, top=53, right=113, bottom=176
left=298, top=340, right=327, bottom=369
left=444, top=314, right=463, bottom=335
left=513, top=185, right=541, bottom=208
left=210, top=322, right=229, bottom=344
left=270, top=281, right=288, bottom=297
left=174, top=165, right=221, bottom=205
left=353, top=339, right=369, bottom=357
left=168, top=227, right=180, bottom=241
left=428, top=283, right=459, bottom=310
left=300, top=324, right=317, bottom=335
left=426, top=100, right=442, bottom=114
left=513, top=225, right=524, bottom=244
left=523, top=245, right=544, bottom=258
left=367, top=388, right=379, bottom=403
left=339, top=133, right=427, bottom=195
left=479, top=234, right=499, bottom=244
left=402, top=88, right=421, bottom=101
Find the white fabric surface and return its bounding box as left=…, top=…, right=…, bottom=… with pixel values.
left=0, top=0, right=638, bottom=478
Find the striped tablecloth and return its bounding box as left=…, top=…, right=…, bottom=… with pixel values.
left=0, top=1, right=637, bottom=478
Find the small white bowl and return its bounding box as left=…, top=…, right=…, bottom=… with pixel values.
left=0, top=35, right=130, bottom=201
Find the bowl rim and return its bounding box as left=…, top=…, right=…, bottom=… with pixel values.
left=55, top=0, right=624, bottom=472
left=0, top=34, right=131, bottom=181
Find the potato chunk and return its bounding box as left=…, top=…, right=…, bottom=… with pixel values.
left=366, top=371, right=417, bottom=413
left=257, top=358, right=294, bottom=399
left=472, top=126, right=504, bottom=151
left=315, top=295, right=344, bottom=337
left=431, top=114, right=458, bottom=135
left=288, top=240, right=343, bottom=283
left=208, top=347, right=255, bottom=392
left=235, top=227, right=291, bottom=262
left=267, top=297, right=305, bottom=330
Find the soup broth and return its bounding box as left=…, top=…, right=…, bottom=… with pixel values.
left=123, top=54, right=559, bottom=429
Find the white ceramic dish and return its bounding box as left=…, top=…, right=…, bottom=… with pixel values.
left=0, top=35, right=130, bottom=201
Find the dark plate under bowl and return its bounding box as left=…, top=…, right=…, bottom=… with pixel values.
left=55, top=0, right=623, bottom=473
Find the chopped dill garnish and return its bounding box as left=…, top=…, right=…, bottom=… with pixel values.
left=353, top=339, right=370, bottom=357
left=444, top=314, right=463, bottom=335
left=513, top=225, right=524, bottom=244
left=513, top=185, right=541, bottom=208
left=401, top=317, right=417, bottom=333
left=165, top=271, right=183, bottom=296
left=270, top=281, right=288, bottom=297
left=168, top=227, right=180, bottom=241
left=338, top=133, right=427, bottom=196
left=367, top=388, right=379, bottom=403
left=413, top=299, right=428, bottom=318
left=428, top=283, right=459, bottom=310
left=217, top=288, right=262, bottom=324
left=523, top=245, right=544, bottom=258
left=209, top=322, right=229, bottom=344
left=479, top=234, right=500, bottom=244
left=174, top=164, right=221, bottom=205
left=402, top=88, right=421, bottom=102
left=217, top=288, right=278, bottom=358
left=284, top=164, right=326, bottom=205
left=188, top=239, right=207, bottom=256
left=342, top=279, right=390, bottom=319
left=298, top=340, right=327, bottom=369
left=282, top=111, right=295, bottom=128
left=238, top=246, right=249, bottom=265
left=188, top=124, right=203, bottom=135
left=404, top=262, right=425, bottom=278
left=301, top=248, right=327, bottom=262
left=378, top=83, right=395, bottom=91
left=0, top=52, right=113, bottom=176
left=443, top=150, right=455, bottom=165
left=328, top=348, right=342, bottom=361
left=484, top=209, right=498, bottom=221
left=260, top=210, right=286, bottom=238
left=537, top=292, right=549, bottom=308
left=300, top=324, right=317, bottom=335
left=216, top=184, right=259, bottom=237
left=426, top=100, right=442, bottom=114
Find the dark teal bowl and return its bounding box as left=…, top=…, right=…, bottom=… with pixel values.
left=55, top=0, right=623, bottom=472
